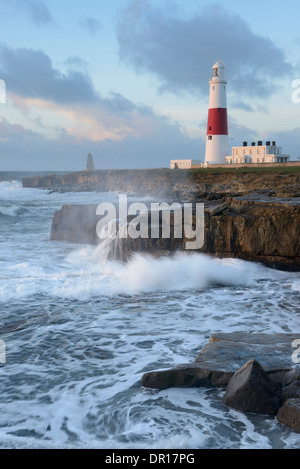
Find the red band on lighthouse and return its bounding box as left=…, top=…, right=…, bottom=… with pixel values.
left=207, top=108, right=228, bottom=135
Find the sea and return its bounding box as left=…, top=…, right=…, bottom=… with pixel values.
left=0, top=171, right=299, bottom=450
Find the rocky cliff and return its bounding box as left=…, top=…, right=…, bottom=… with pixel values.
left=22, top=168, right=300, bottom=200
left=23, top=168, right=300, bottom=271
left=50, top=196, right=300, bottom=271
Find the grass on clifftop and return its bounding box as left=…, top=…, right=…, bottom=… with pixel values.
left=184, top=166, right=300, bottom=175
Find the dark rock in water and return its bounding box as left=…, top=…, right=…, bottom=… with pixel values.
left=283, top=366, right=300, bottom=386
left=50, top=204, right=100, bottom=246
left=141, top=363, right=233, bottom=390
left=195, top=332, right=295, bottom=377
left=281, top=382, right=300, bottom=402
left=141, top=332, right=300, bottom=432
left=277, top=398, right=300, bottom=433
left=141, top=332, right=298, bottom=391
left=221, top=359, right=281, bottom=415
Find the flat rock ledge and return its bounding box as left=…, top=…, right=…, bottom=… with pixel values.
left=141, top=331, right=300, bottom=433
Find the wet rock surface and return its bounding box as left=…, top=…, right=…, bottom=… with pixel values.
left=141, top=332, right=300, bottom=432
left=141, top=332, right=298, bottom=391
left=277, top=399, right=300, bottom=433
left=24, top=168, right=300, bottom=270
left=50, top=198, right=300, bottom=271
left=221, top=359, right=281, bottom=415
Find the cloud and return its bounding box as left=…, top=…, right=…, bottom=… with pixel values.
left=230, top=100, right=254, bottom=113
left=228, top=117, right=258, bottom=145
left=0, top=0, right=52, bottom=25
left=0, top=45, right=98, bottom=104
left=271, top=127, right=300, bottom=160
left=116, top=1, right=294, bottom=101
left=64, top=56, right=89, bottom=72
left=80, top=17, right=102, bottom=35
left=0, top=44, right=197, bottom=146
left=0, top=118, right=204, bottom=171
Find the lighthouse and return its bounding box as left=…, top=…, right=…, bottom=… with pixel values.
left=204, top=60, right=229, bottom=165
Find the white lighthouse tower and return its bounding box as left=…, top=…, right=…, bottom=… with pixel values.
left=204, top=60, right=229, bottom=165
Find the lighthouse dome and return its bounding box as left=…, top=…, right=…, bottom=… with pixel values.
left=212, top=60, right=225, bottom=70
left=211, top=60, right=226, bottom=81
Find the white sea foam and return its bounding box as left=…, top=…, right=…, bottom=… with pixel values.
left=0, top=204, right=24, bottom=216
left=0, top=180, right=44, bottom=200
left=0, top=176, right=299, bottom=450
left=0, top=242, right=291, bottom=303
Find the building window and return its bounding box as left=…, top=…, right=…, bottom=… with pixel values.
left=209, top=126, right=212, bottom=131
left=208, top=136, right=212, bottom=140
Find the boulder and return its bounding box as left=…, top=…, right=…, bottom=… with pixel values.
left=141, top=332, right=298, bottom=391
left=283, top=366, right=300, bottom=386
left=281, top=382, right=300, bottom=402
left=277, top=399, right=300, bottom=433
left=221, top=359, right=281, bottom=415
left=195, top=332, right=296, bottom=376
left=141, top=363, right=233, bottom=390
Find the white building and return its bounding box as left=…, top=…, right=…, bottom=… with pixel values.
left=226, top=141, right=290, bottom=164
left=170, top=159, right=201, bottom=169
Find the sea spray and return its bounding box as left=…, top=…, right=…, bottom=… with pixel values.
left=95, top=194, right=205, bottom=251
left=94, top=221, right=129, bottom=262
left=1, top=175, right=300, bottom=449
left=64, top=248, right=277, bottom=298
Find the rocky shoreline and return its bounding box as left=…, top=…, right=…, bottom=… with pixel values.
left=23, top=168, right=300, bottom=272
left=22, top=168, right=300, bottom=435
left=141, top=332, right=300, bottom=433
left=22, top=167, right=300, bottom=201
left=49, top=196, right=300, bottom=271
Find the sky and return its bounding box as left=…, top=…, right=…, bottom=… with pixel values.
left=0, top=0, right=299, bottom=171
